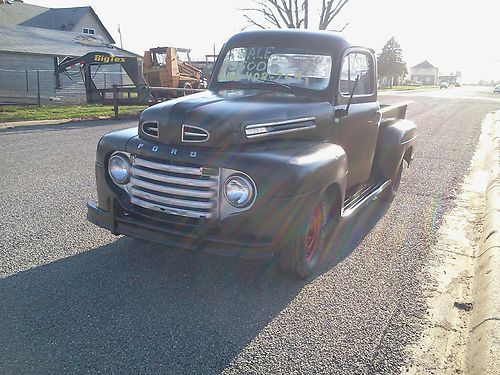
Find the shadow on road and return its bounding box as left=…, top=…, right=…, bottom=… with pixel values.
left=320, top=195, right=392, bottom=271
left=0, top=199, right=391, bottom=374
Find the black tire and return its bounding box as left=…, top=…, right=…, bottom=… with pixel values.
left=182, top=82, right=193, bottom=96
left=382, top=160, right=404, bottom=201
left=280, top=195, right=335, bottom=278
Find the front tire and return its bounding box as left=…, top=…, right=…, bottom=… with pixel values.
left=280, top=195, right=334, bottom=278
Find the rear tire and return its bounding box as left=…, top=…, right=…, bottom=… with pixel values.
left=280, top=195, right=335, bottom=278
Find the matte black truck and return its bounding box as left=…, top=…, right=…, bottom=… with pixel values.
left=87, top=30, right=417, bottom=277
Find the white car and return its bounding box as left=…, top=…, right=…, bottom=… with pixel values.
left=440, top=81, right=449, bottom=89
left=494, top=84, right=500, bottom=93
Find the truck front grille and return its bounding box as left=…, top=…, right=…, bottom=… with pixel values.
left=128, top=156, right=220, bottom=220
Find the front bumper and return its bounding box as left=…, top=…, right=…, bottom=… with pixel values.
left=87, top=200, right=278, bottom=259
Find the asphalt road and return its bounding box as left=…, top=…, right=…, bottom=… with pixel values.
left=1, top=86, right=499, bottom=374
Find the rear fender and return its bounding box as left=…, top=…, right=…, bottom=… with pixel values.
left=372, top=119, right=417, bottom=180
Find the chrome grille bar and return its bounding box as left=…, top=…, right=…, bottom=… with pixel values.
left=133, top=157, right=202, bottom=176
left=131, top=167, right=217, bottom=188
left=130, top=188, right=215, bottom=210
left=130, top=177, right=216, bottom=199
left=128, top=156, right=220, bottom=219
left=130, top=197, right=215, bottom=219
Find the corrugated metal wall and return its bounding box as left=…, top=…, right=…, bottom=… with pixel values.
left=0, top=52, right=54, bottom=104
left=0, top=52, right=135, bottom=105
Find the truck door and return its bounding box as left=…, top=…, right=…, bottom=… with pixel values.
left=336, top=50, right=379, bottom=189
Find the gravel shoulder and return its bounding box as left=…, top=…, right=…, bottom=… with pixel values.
left=467, top=111, right=500, bottom=374
left=405, top=110, right=490, bottom=374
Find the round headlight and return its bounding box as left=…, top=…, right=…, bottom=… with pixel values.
left=108, top=154, right=131, bottom=185
left=224, top=175, right=255, bottom=208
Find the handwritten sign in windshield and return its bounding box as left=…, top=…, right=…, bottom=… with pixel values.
left=217, top=47, right=332, bottom=90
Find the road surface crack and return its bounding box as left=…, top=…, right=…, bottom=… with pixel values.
left=369, top=302, right=400, bottom=370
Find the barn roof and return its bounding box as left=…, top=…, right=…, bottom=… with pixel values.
left=0, top=24, right=138, bottom=58
left=412, top=60, right=437, bottom=69
left=0, top=2, right=115, bottom=43
left=0, top=1, right=47, bottom=25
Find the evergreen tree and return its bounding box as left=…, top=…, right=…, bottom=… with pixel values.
left=377, top=37, right=407, bottom=86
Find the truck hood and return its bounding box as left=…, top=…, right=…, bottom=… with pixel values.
left=139, top=89, right=332, bottom=147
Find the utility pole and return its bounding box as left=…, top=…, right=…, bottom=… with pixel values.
left=117, top=25, right=124, bottom=87
left=118, top=24, right=123, bottom=49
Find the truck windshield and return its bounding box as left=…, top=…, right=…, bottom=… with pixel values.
left=216, top=47, right=332, bottom=91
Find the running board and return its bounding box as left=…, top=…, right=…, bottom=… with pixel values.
left=342, top=180, right=391, bottom=218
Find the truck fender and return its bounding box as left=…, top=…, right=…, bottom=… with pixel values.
left=372, top=119, right=417, bottom=181
left=287, top=143, right=348, bottom=202
left=94, top=128, right=138, bottom=212
left=283, top=143, right=347, bottom=241
left=321, top=144, right=348, bottom=211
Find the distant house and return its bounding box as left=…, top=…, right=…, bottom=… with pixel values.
left=410, top=60, right=439, bottom=85
left=0, top=0, right=115, bottom=43
left=0, top=1, right=140, bottom=104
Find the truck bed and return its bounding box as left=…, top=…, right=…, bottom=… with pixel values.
left=379, top=103, right=409, bottom=125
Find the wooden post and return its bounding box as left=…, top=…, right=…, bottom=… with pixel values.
left=112, top=84, right=118, bottom=118
left=37, top=70, right=41, bottom=107
left=25, top=70, right=29, bottom=93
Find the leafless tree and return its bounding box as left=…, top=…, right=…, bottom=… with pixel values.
left=241, top=0, right=350, bottom=31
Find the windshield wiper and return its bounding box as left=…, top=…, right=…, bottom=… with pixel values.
left=255, top=79, right=293, bottom=92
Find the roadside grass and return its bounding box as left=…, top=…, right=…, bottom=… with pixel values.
left=0, top=104, right=147, bottom=123
left=378, top=85, right=439, bottom=91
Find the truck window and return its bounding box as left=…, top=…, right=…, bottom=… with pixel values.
left=216, top=46, right=332, bottom=91
left=339, top=52, right=374, bottom=96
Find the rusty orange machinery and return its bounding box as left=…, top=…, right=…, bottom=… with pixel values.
left=143, top=47, right=206, bottom=97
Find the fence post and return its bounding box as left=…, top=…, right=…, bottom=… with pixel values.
left=37, top=70, right=41, bottom=107
left=112, top=84, right=118, bottom=118
left=25, top=70, right=29, bottom=93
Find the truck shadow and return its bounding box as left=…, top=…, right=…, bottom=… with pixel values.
left=0, top=200, right=391, bottom=374
left=322, top=196, right=392, bottom=269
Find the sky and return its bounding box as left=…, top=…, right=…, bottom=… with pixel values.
left=27, top=0, right=500, bottom=83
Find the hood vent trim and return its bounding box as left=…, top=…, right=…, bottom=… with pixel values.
left=245, top=117, right=316, bottom=139
left=182, top=124, right=210, bottom=143
left=141, top=121, right=159, bottom=138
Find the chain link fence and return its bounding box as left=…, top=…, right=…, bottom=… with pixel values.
left=0, top=68, right=132, bottom=106
left=0, top=69, right=53, bottom=105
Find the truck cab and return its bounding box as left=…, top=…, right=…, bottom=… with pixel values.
left=87, top=30, right=417, bottom=278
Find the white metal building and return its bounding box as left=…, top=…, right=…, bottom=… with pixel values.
left=0, top=25, right=140, bottom=104
left=0, top=1, right=139, bottom=104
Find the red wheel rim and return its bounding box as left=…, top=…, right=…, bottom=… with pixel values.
left=305, top=205, right=323, bottom=262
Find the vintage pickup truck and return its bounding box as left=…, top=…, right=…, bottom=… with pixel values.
left=87, top=30, right=416, bottom=277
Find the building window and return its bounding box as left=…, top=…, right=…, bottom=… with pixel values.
left=83, top=28, right=95, bottom=35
